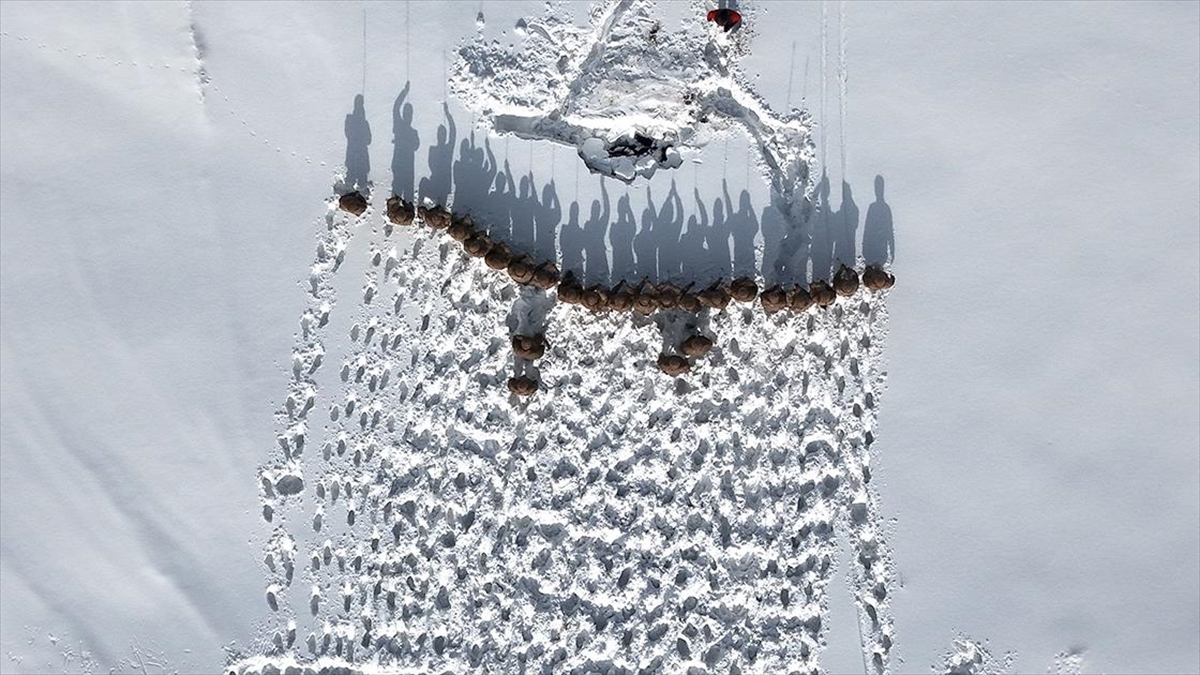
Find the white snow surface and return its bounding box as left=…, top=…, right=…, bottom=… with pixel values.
left=1, top=2, right=1198, bottom=675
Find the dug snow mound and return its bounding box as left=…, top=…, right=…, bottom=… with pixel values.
left=452, top=0, right=815, bottom=223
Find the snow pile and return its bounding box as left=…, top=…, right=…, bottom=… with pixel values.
left=451, top=0, right=815, bottom=224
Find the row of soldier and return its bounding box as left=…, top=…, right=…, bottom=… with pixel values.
left=338, top=191, right=893, bottom=393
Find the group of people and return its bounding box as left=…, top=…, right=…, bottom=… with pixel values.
left=334, top=189, right=895, bottom=395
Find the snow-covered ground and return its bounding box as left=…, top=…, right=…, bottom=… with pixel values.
left=1, top=2, right=1197, bottom=674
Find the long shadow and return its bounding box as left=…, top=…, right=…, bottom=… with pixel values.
left=810, top=172, right=835, bottom=281
left=560, top=202, right=584, bottom=278
left=862, top=175, right=895, bottom=266
left=634, top=186, right=660, bottom=280
left=433, top=124, right=893, bottom=287
left=707, top=193, right=731, bottom=280
left=681, top=188, right=711, bottom=285
left=581, top=179, right=611, bottom=286
left=832, top=180, right=860, bottom=268
left=511, top=172, right=537, bottom=252
left=484, top=160, right=518, bottom=241
left=344, top=94, right=371, bottom=192
left=391, top=82, right=420, bottom=200
left=762, top=193, right=809, bottom=286
left=532, top=179, right=560, bottom=263
left=609, top=191, right=637, bottom=284
left=728, top=183, right=759, bottom=277
left=419, top=103, right=456, bottom=206
left=452, top=133, right=498, bottom=217
left=653, top=180, right=686, bottom=281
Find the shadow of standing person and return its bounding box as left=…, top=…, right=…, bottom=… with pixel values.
left=635, top=186, right=659, bottom=278
left=833, top=180, right=860, bottom=269
left=452, top=134, right=497, bottom=217
left=707, top=193, right=731, bottom=280
left=761, top=193, right=809, bottom=286
left=560, top=202, right=584, bottom=278
left=391, top=83, right=419, bottom=201
left=419, top=102, right=456, bottom=207
left=582, top=179, right=611, bottom=286
left=655, top=180, right=686, bottom=281
left=609, top=191, right=637, bottom=284
left=344, top=94, right=371, bottom=192
left=533, top=180, right=561, bottom=263
left=486, top=160, right=517, bottom=240
left=510, top=172, right=538, bottom=252
left=862, top=175, right=895, bottom=266
left=681, top=187, right=711, bottom=284
left=728, top=186, right=759, bottom=277
left=810, top=171, right=835, bottom=281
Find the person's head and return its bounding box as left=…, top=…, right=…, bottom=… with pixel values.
left=842, top=181, right=852, bottom=201
left=520, top=175, right=531, bottom=196
left=460, top=139, right=470, bottom=155
left=437, top=125, right=447, bottom=144
left=353, top=94, right=364, bottom=113
left=591, top=199, right=601, bottom=219
left=569, top=202, right=580, bottom=222
left=740, top=189, right=752, bottom=210
left=818, top=172, right=830, bottom=198
left=874, top=175, right=885, bottom=199
left=713, top=198, right=724, bottom=220
left=495, top=173, right=506, bottom=190
left=402, top=103, right=413, bottom=123
left=542, top=183, right=555, bottom=202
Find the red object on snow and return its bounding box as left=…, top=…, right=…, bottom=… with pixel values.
left=707, top=8, right=742, bottom=32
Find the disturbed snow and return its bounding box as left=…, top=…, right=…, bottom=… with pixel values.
left=236, top=1, right=895, bottom=673
left=242, top=191, right=894, bottom=675
left=451, top=0, right=814, bottom=227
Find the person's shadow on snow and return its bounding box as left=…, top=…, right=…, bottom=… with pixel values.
left=344, top=94, right=371, bottom=192
left=862, top=174, right=895, bottom=266
left=609, top=191, right=637, bottom=284
left=581, top=179, right=611, bottom=286
left=560, top=202, right=584, bottom=279
left=654, top=180, right=686, bottom=281
left=832, top=180, right=859, bottom=268
left=532, top=179, right=561, bottom=264
left=634, top=186, right=660, bottom=280
left=391, top=83, right=419, bottom=201
left=419, top=102, right=456, bottom=207
left=727, top=182, right=759, bottom=278
left=706, top=193, right=731, bottom=280
left=452, top=133, right=497, bottom=217
left=809, top=172, right=835, bottom=281
left=485, top=160, right=518, bottom=241
left=681, top=187, right=713, bottom=285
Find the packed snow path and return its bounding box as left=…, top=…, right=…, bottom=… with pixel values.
left=245, top=186, right=896, bottom=674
